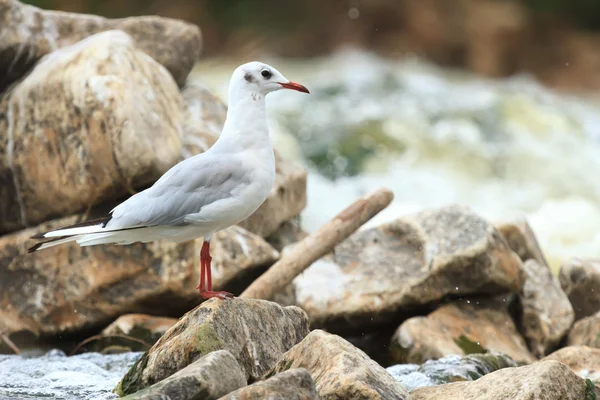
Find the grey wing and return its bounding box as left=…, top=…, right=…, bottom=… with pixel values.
left=106, top=153, right=250, bottom=229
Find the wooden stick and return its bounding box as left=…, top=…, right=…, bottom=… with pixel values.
left=241, top=187, right=394, bottom=300
left=1, top=334, right=20, bottom=355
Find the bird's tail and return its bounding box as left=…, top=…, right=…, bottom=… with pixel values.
left=28, top=216, right=113, bottom=253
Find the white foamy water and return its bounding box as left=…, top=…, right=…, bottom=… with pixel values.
left=192, top=50, right=600, bottom=271
left=0, top=350, right=141, bottom=399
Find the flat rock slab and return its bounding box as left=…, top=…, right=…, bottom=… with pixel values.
left=411, top=361, right=590, bottom=400
left=290, top=205, right=523, bottom=330
left=0, top=30, right=190, bottom=233
left=0, top=0, right=200, bottom=90
left=390, top=298, right=535, bottom=364
left=117, top=298, right=309, bottom=396
left=518, top=259, right=574, bottom=357
left=559, top=258, right=600, bottom=321
left=496, top=219, right=548, bottom=267
left=219, top=369, right=318, bottom=400
left=119, top=350, right=246, bottom=400
left=543, top=346, right=600, bottom=389
left=0, top=219, right=278, bottom=338
left=266, top=330, right=410, bottom=400
left=567, top=310, right=600, bottom=348
left=387, top=353, right=516, bottom=392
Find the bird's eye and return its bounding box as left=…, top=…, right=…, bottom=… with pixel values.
left=261, top=69, right=272, bottom=79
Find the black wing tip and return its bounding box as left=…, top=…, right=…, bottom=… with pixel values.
left=27, top=243, right=43, bottom=253
left=31, top=232, right=46, bottom=239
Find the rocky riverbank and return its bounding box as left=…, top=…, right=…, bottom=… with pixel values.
left=1, top=1, right=600, bottom=399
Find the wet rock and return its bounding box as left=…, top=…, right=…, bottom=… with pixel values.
left=390, top=299, right=535, bottom=364
left=387, top=352, right=516, bottom=392
left=411, top=360, right=590, bottom=400
left=0, top=220, right=278, bottom=338
left=559, top=258, right=600, bottom=321
left=0, top=0, right=200, bottom=90
left=0, top=30, right=192, bottom=234
left=117, top=298, right=309, bottom=396
left=119, top=350, right=246, bottom=400
left=518, top=259, right=574, bottom=357
left=219, top=369, right=318, bottom=400
left=496, top=219, right=548, bottom=267
left=266, top=330, right=410, bottom=400
left=543, top=346, right=600, bottom=388
left=567, top=310, right=600, bottom=348
left=290, top=205, right=523, bottom=331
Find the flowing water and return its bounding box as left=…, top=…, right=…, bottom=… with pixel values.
left=194, top=50, right=600, bottom=271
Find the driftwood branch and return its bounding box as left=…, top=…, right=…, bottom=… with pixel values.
left=1, top=334, right=20, bottom=355
left=241, top=187, right=394, bottom=300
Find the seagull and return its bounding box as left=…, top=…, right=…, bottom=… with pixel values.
left=28, top=61, right=309, bottom=300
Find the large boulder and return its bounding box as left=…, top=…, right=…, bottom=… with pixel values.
left=559, top=258, right=600, bottom=321
left=390, top=298, right=535, bottom=364
left=0, top=0, right=200, bottom=90
left=266, top=330, right=411, bottom=400
left=117, top=298, right=309, bottom=396
left=219, top=369, right=318, bottom=400
left=518, top=259, right=574, bottom=357
left=567, top=311, right=600, bottom=348
left=411, top=361, right=591, bottom=400
left=290, top=205, right=524, bottom=330
left=542, top=346, right=600, bottom=389
left=119, top=350, right=246, bottom=400
left=0, top=219, right=278, bottom=338
left=0, top=30, right=194, bottom=234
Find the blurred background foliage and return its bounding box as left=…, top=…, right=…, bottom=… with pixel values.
left=21, top=0, right=600, bottom=91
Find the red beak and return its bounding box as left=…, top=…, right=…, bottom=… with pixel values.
left=278, top=81, right=310, bottom=94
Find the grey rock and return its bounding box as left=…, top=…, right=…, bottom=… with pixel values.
left=387, top=353, right=516, bottom=392
left=559, top=258, right=600, bottom=321
left=117, top=298, right=309, bottom=396
left=120, top=350, right=246, bottom=399
left=219, top=369, right=319, bottom=400
left=518, top=259, right=574, bottom=357
left=291, top=205, right=524, bottom=331
left=496, top=219, right=548, bottom=267
left=412, top=361, right=590, bottom=400
left=390, top=298, right=535, bottom=364
left=266, top=330, right=410, bottom=400
left=0, top=0, right=200, bottom=90
left=542, top=346, right=600, bottom=391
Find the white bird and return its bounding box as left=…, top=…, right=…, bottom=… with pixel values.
left=28, top=61, right=309, bottom=300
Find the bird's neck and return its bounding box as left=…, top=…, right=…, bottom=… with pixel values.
left=213, top=88, right=271, bottom=153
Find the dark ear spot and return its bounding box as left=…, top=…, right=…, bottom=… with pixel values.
left=244, top=73, right=255, bottom=83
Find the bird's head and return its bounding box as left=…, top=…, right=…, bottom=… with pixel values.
left=230, top=61, right=309, bottom=97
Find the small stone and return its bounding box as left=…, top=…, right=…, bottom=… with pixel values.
left=567, top=310, right=600, bottom=348
left=387, top=353, right=516, bottom=392
left=559, top=258, right=600, bottom=321
left=390, top=298, right=535, bottom=364
left=117, top=298, right=309, bottom=396
left=219, top=369, right=318, bottom=400
left=518, top=259, right=574, bottom=357
left=0, top=0, right=201, bottom=90
left=0, top=221, right=278, bottom=338
left=411, top=361, right=589, bottom=400
left=496, top=219, right=548, bottom=267
left=291, top=205, right=524, bottom=331
left=266, top=329, right=410, bottom=400
left=265, top=219, right=308, bottom=252
left=542, top=346, right=600, bottom=387
left=118, top=350, right=246, bottom=400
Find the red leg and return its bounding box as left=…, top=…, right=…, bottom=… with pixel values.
left=197, top=241, right=233, bottom=299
